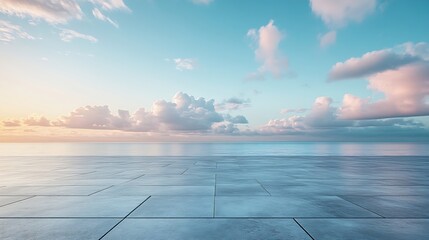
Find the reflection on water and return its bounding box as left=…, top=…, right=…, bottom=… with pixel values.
left=0, top=142, right=428, bottom=156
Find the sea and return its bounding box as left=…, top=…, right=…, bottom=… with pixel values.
left=0, top=142, right=428, bottom=156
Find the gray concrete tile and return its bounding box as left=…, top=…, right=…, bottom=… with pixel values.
left=0, top=196, right=148, bottom=217
left=215, top=196, right=379, bottom=217
left=130, top=196, right=214, bottom=217
left=126, top=175, right=215, bottom=186
left=0, top=186, right=109, bottom=196
left=297, top=219, right=429, bottom=240
left=341, top=195, right=429, bottom=217
left=103, top=219, right=311, bottom=240
left=0, top=218, right=119, bottom=240
left=96, top=185, right=214, bottom=196
left=216, top=184, right=269, bottom=196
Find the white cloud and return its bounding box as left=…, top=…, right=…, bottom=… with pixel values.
left=59, top=29, right=98, bottom=43
left=0, top=20, right=34, bottom=42
left=319, top=30, right=336, bottom=48
left=191, top=0, right=214, bottom=5
left=0, top=0, right=83, bottom=24
left=170, top=58, right=197, bottom=71
left=90, top=0, right=130, bottom=11
left=247, top=20, right=288, bottom=79
left=92, top=8, right=118, bottom=28
left=310, top=0, right=376, bottom=28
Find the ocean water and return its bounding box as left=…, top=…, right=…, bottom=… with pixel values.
left=0, top=142, right=428, bottom=156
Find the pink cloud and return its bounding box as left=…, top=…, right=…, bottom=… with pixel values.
left=339, top=62, right=429, bottom=119
left=247, top=20, right=288, bottom=79
left=319, top=30, right=336, bottom=48
left=327, top=42, right=429, bottom=119
left=310, top=0, right=376, bottom=28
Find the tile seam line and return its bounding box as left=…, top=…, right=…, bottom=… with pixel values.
left=0, top=195, right=36, bottom=208
left=293, top=218, right=315, bottom=240
left=338, top=196, right=385, bottom=218
left=98, top=195, right=151, bottom=240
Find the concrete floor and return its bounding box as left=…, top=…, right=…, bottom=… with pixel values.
left=0, top=156, right=428, bottom=239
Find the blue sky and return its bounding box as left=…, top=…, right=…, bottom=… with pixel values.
left=1, top=0, right=429, bottom=142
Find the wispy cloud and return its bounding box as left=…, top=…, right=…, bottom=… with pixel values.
left=90, top=0, right=130, bottom=11
left=319, top=30, right=336, bottom=48
left=216, top=97, right=251, bottom=111
left=247, top=20, right=288, bottom=80
left=0, top=0, right=83, bottom=24
left=166, top=58, right=198, bottom=71
left=59, top=29, right=98, bottom=43
left=92, top=8, right=118, bottom=28
left=0, top=19, right=34, bottom=42
left=2, top=120, right=21, bottom=127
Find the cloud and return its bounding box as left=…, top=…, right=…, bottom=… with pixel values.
left=224, top=114, right=248, bottom=124
left=281, top=108, right=308, bottom=114
left=319, top=30, right=336, bottom=48
left=0, top=20, right=34, bottom=42
left=216, top=97, right=251, bottom=111
left=168, top=58, right=197, bottom=71
left=326, top=42, right=429, bottom=120
left=310, top=0, right=376, bottom=28
left=59, top=29, right=98, bottom=43
left=257, top=96, right=428, bottom=140
left=191, top=0, right=214, bottom=5
left=2, top=120, right=21, bottom=127
left=339, top=62, right=429, bottom=119
left=53, top=92, right=245, bottom=133
left=310, top=0, right=376, bottom=47
left=90, top=0, right=130, bottom=11
left=329, top=48, right=419, bottom=80
left=24, top=117, right=51, bottom=126
left=92, top=8, right=118, bottom=28
left=247, top=20, right=288, bottom=79
left=0, top=0, right=83, bottom=24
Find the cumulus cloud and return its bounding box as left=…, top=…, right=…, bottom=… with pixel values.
left=216, top=97, right=251, bottom=111
left=310, top=0, right=376, bottom=47
left=247, top=20, right=288, bottom=79
left=191, top=0, right=214, bottom=5
left=327, top=42, right=429, bottom=120
left=59, top=29, right=98, bottom=43
left=0, top=0, right=83, bottom=24
left=51, top=92, right=245, bottom=134
left=92, top=8, right=118, bottom=28
left=319, top=30, right=336, bottom=48
left=310, top=0, right=376, bottom=28
left=0, top=20, right=34, bottom=42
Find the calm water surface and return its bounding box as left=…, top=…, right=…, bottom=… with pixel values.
left=0, top=142, right=428, bottom=156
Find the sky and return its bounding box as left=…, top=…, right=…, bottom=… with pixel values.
left=1, top=0, right=429, bottom=142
